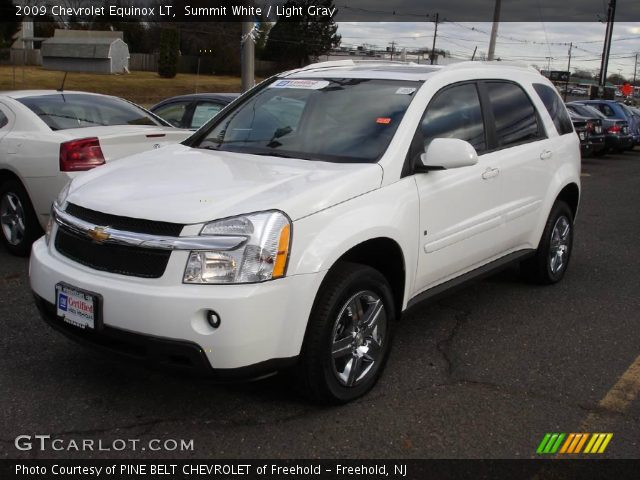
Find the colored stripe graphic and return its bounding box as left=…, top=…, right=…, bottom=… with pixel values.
left=584, top=433, right=614, bottom=454
left=536, top=433, right=552, bottom=454
left=559, top=433, right=575, bottom=454
left=574, top=433, right=589, bottom=453
left=537, top=433, right=613, bottom=455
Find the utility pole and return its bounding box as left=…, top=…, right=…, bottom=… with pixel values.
left=241, top=20, right=255, bottom=93
left=389, top=41, right=396, bottom=61
left=545, top=56, right=553, bottom=73
left=430, top=13, right=439, bottom=65
left=487, top=0, right=501, bottom=61
left=633, top=53, right=638, bottom=87
left=598, top=0, right=617, bottom=90
left=564, top=42, right=573, bottom=102
left=471, top=46, right=478, bottom=61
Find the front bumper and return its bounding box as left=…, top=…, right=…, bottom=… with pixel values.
left=30, top=238, right=323, bottom=373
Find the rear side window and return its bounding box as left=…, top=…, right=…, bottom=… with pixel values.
left=191, top=102, right=224, bottom=129
left=420, top=83, right=486, bottom=152
left=486, top=82, right=542, bottom=148
left=533, top=84, right=573, bottom=135
left=154, top=101, right=188, bottom=128
left=595, top=103, right=616, bottom=117
left=0, top=109, right=8, bottom=129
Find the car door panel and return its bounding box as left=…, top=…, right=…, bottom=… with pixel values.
left=412, top=82, right=507, bottom=293
left=480, top=81, right=554, bottom=250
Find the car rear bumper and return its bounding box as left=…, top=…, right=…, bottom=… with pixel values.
left=606, top=135, right=633, bottom=150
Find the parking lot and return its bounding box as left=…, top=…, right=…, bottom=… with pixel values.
left=1, top=149, right=639, bottom=459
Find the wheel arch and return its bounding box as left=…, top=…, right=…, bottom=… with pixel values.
left=555, top=182, right=580, bottom=219
left=0, top=168, right=23, bottom=187
left=323, top=237, right=406, bottom=319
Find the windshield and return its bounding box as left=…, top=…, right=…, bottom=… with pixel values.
left=190, top=78, right=420, bottom=163
left=18, top=94, right=162, bottom=131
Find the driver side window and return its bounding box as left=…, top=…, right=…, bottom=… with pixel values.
left=420, top=83, right=486, bottom=153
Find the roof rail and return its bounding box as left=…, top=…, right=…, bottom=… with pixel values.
left=287, top=59, right=419, bottom=74
left=443, top=60, right=538, bottom=72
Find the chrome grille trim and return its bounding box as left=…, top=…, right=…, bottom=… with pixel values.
left=53, top=203, right=246, bottom=251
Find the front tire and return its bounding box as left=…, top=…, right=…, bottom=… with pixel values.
left=297, top=262, right=396, bottom=404
left=521, top=201, right=574, bottom=284
left=0, top=180, right=42, bottom=256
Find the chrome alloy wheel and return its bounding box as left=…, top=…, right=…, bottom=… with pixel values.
left=330, top=290, right=387, bottom=387
left=0, top=192, right=26, bottom=246
left=549, top=215, right=571, bottom=275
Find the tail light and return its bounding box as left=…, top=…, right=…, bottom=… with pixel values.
left=607, top=125, right=621, bottom=134
left=59, top=137, right=105, bottom=172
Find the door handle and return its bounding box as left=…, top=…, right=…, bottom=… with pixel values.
left=481, top=167, right=499, bottom=180
left=540, top=150, right=553, bottom=160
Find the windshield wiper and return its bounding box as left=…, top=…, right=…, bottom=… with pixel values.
left=267, top=126, right=293, bottom=148
left=251, top=151, right=314, bottom=160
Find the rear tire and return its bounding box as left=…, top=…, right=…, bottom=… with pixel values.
left=296, top=262, right=396, bottom=404
left=0, top=180, right=43, bottom=256
left=521, top=201, right=574, bottom=285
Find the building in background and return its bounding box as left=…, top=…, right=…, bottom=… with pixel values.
left=41, top=30, right=129, bottom=74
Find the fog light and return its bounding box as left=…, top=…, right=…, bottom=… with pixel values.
left=206, top=310, right=221, bottom=329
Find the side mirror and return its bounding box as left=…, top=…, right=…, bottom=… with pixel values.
left=417, top=138, right=479, bottom=172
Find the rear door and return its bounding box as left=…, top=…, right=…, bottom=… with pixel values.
left=479, top=81, right=558, bottom=250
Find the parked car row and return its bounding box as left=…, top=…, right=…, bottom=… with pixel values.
left=565, top=99, right=639, bottom=157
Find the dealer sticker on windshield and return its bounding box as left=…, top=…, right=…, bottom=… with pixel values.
left=56, top=283, right=96, bottom=330
left=395, top=87, right=417, bottom=95
left=269, top=79, right=330, bottom=90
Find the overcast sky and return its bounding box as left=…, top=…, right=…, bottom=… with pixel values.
left=336, top=22, right=640, bottom=79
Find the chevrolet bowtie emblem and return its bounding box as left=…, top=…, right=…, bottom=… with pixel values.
left=87, top=226, right=110, bottom=243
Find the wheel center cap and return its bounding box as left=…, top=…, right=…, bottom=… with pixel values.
left=355, top=332, right=364, bottom=347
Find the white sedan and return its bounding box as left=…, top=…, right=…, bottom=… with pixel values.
left=0, top=90, right=191, bottom=255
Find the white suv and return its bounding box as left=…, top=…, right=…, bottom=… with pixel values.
left=30, top=61, right=580, bottom=403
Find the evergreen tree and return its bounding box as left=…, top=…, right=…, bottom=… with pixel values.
left=264, top=0, right=340, bottom=68
left=158, top=27, right=180, bottom=78
left=0, top=0, right=21, bottom=47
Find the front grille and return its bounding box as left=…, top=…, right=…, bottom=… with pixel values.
left=65, top=203, right=184, bottom=236
left=55, top=227, right=171, bottom=278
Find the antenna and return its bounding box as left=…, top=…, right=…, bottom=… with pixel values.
left=57, top=72, right=68, bottom=92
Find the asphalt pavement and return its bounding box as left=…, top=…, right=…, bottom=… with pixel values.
left=1, top=149, right=639, bottom=459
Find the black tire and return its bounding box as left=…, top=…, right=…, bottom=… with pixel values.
left=296, top=262, right=396, bottom=404
left=0, top=179, right=43, bottom=256
left=521, top=201, right=574, bottom=285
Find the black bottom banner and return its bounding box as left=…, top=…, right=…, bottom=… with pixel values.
left=3, top=459, right=640, bottom=480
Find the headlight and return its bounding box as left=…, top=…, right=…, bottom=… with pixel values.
left=56, top=181, right=72, bottom=207
left=183, top=211, right=291, bottom=284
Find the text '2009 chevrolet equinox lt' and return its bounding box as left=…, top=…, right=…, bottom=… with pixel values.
left=30, top=61, right=581, bottom=403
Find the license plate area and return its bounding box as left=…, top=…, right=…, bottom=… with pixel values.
left=55, top=283, right=102, bottom=330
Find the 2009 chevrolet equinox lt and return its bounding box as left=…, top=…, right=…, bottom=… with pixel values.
left=30, top=60, right=580, bottom=403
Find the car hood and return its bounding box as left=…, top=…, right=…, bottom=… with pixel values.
left=66, top=144, right=383, bottom=224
